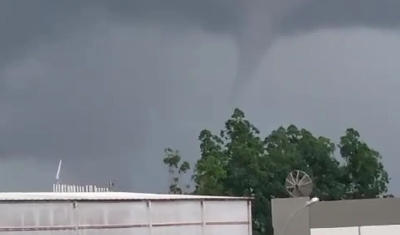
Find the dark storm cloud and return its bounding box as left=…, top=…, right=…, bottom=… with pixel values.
left=2, top=0, right=400, bottom=95
left=232, top=0, right=400, bottom=97
left=0, top=0, right=400, bottom=191
left=280, top=0, right=400, bottom=35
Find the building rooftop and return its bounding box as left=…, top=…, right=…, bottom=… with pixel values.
left=0, top=192, right=251, bottom=201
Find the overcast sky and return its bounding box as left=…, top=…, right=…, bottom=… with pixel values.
left=0, top=0, right=400, bottom=194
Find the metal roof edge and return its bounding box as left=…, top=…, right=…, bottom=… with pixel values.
left=0, top=192, right=252, bottom=201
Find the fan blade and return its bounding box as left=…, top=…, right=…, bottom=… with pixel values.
left=290, top=172, right=296, bottom=184
left=298, top=174, right=311, bottom=186
left=299, top=187, right=312, bottom=196
left=292, top=189, right=301, bottom=197
left=298, top=180, right=312, bottom=187
left=286, top=178, right=295, bottom=185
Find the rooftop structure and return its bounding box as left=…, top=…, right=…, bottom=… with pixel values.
left=0, top=191, right=252, bottom=235
left=0, top=159, right=252, bottom=234
left=0, top=191, right=249, bottom=201
left=272, top=197, right=400, bottom=235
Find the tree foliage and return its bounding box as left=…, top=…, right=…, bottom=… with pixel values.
left=162, top=108, right=390, bottom=235
left=163, top=148, right=190, bottom=194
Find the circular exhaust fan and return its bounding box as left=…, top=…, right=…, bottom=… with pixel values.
left=285, top=170, right=313, bottom=197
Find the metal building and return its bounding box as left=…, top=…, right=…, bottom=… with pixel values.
left=0, top=192, right=252, bottom=235
left=272, top=197, right=400, bottom=235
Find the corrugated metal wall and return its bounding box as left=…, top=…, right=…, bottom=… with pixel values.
left=0, top=199, right=252, bottom=235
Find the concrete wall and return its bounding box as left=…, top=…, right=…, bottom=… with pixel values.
left=271, top=197, right=309, bottom=235
left=310, top=198, right=400, bottom=228
left=272, top=197, right=400, bottom=235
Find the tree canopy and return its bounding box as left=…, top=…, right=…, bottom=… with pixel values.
left=162, top=108, right=390, bottom=235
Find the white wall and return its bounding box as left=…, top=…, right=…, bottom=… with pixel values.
left=203, top=201, right=249, bottom=235
left=311, top=225, right=400, bottom=235
left=310, top=227, right=359, bottom=235
left=0, top=199, right=251, bottom=235
left=360, top=224, right=400, bottom=235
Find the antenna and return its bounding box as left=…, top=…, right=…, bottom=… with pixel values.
left=285, top=170, right=313, bottom=197
left=51, top=159, right=112, bottom=193
left=55, top=160, right=62, bottom=184
left=106, top=182, right=115, bottom=192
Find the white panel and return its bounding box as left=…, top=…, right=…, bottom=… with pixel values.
left=75, top=202, right=105, bottom=225
left=311, top=227, right=359, bottom=235
left=77, top=227, right=148, bottom=235
left=204, top=201, right=248, bottom=222
left=153, top=225, right=202, bottom=235
left=0, top=200, right=250, bottom=234
left=0, top=202, right=73, bottom=227
left=361, top=224, right=400, bottom=235
left=150, top=201, right=201, bottom=224
left=103, top=201, right=148, bottom=225
left=76, top=201, right=148, bottom=226
left=2, top=231, right=76, bottom=235
left=205, top=224, right=248, bottom=235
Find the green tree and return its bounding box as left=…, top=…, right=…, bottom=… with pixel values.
left=163, top=109, right=390, bottom=235
left=162, top=148, right=190, bottom=194
left=338, top=128, right=389, bottom=199
left=265, top=125, right=353, bottom=200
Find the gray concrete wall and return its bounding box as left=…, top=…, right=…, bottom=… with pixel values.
left=271, top=197, right=310, bottom=235
left=310, top=197, right=400, bottom=228
left=272, top=197, right=400, bottom=235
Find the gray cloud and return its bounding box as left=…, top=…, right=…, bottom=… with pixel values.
left=281, top=0, right=400, bottom=35
left=2, top=0, right=400, bottom=95
left=0, top=0, right=400, bottom=192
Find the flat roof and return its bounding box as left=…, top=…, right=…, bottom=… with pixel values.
left=0, top=192, right=251, bottom=201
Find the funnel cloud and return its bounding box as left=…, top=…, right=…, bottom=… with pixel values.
left=0, top=0, right=400, bottom=192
